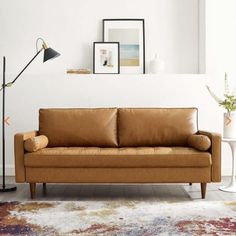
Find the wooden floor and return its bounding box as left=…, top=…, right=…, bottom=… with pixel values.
left=1, top=177, right=236, bottom=202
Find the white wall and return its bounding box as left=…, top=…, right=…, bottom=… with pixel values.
left=0, top=0, right=199, bottom=74
left=205, top=0, right=236, bottom=88
left=0, top=0, right=231, bottom=176
left=205, top=0, right=236, bottom=115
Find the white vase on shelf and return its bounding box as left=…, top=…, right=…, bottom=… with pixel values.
left=149, top=54, right=165, bottom=74
left=223, top=111, right=236, bottom=138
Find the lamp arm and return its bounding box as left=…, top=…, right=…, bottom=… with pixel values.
left=11, top=48, right=43, bottom=84
left=0, top=47, right=43, bottom=90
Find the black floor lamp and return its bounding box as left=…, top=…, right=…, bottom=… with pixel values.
left=0, top=38, right=60, bottom=192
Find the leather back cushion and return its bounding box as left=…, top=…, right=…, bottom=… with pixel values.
left=39, top=108, right=118, bottom=147
left=118, top=108, right=198, bottom=147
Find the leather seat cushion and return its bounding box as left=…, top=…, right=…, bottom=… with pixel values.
left=39, top=108, right=118, bottom=147
left=118, top=108, right=198, bottom=147
left=24, top=147, right=211, bottom=168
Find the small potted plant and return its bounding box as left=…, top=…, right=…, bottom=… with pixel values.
left=207, top=73, right=236, bottom=138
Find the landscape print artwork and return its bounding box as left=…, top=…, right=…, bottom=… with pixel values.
left=108, top=28, right=140, bottom=67
left=103, top=19, right=145, bottom=74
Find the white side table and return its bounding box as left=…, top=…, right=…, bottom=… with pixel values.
left=219, top=138, right=236, bottom=192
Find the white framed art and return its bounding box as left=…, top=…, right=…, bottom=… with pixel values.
left=93, top=42, right=120, bottom=74
left=103, top=19, right=145, bottom=74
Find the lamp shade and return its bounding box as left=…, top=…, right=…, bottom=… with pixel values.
left=43, top=48, right=60, bottom=62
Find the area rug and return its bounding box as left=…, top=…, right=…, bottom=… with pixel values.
left=1, top=200, right=236, bottom=235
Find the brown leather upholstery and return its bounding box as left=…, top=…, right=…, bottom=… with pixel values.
left=24, top=135, right=48, bottom=152
left=14, top=108, right=221, bottom=196
left=198, top=130, right=221, bottom=182
left=118, top=108, right=198, bottom=147
left=25, top=167, right=211, bottom=183
left=188, top=134, right=211, bottom=151
left=14, top=131, right=38, bottom=182
left=39, top=108, right=118, bottom=147
left=24, top=147, right=211, bottom=168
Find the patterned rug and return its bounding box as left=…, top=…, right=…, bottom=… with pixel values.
left=1, top=200, right=236, bottom=235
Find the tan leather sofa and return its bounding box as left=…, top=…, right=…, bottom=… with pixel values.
left=14, top=108, right=221, bottom=199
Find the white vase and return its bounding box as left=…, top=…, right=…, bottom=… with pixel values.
left=149, top=54, right=165, bottom=74
left=223, top=111, right=236, bottom=138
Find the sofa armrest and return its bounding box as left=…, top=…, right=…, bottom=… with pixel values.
left=198, top=130, right=221, bottom=182
left=14, top=131, right=38, bottom=182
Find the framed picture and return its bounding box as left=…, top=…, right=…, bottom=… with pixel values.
left=93, top=42, right=120, bottom=74
left=103, top=19, right=145, bottom=74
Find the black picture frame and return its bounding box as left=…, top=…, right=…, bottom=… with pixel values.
left=103, top=19, right=145, bottom=74
left=93, top=42, right=120, bottom=74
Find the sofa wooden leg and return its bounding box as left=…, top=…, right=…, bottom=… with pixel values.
left=201, top=183, right=207, bottom=199
left=189, top=183, right=192, bottom=186
left=30, top=183, right=36, bottom=199
left=42, top=183, right=47, bottom=194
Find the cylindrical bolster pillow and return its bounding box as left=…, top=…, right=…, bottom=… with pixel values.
left=24, top=135, right=48, bottom=152
left=187, top=134, right=211, bottom=151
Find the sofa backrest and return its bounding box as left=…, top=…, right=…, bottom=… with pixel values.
left=38, top=107, right=198, bottom=147
left=39, top=108, right=118, bottom=147
left=118, top=108, right=198, bottom=147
